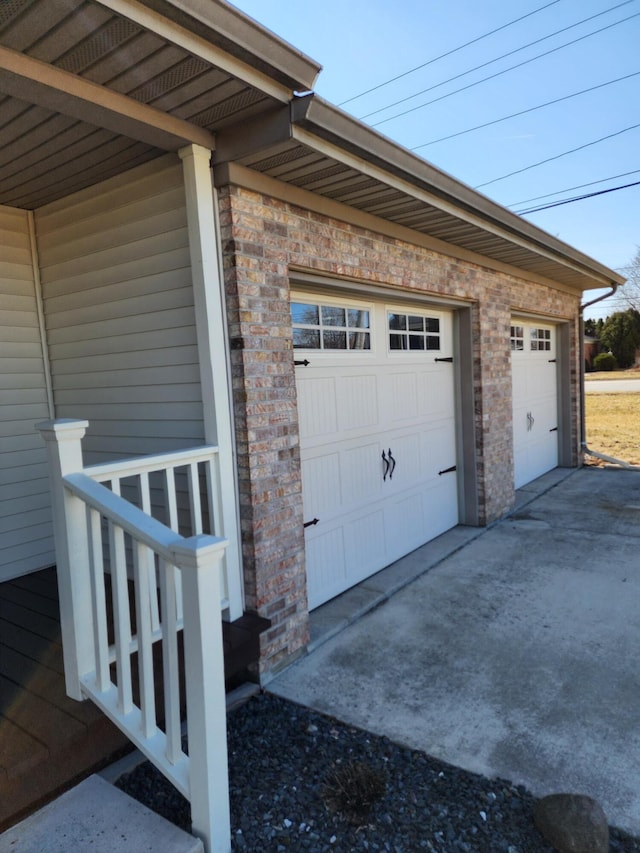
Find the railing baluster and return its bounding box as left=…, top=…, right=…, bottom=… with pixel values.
left=165, top=467, right=179, bottom=531
left=205, top=455, right=227, bottom=605
left=159, top=557, right=182, bottom=765
left=164, top=468, right=183, bottom=620
left=139, top=471, right=161, bottom=632
left=206, top=455, right=223, bottom=539
left=188, top=462, right=203, bottom=535
left=109, top=477, right=133, bottom=716
left=133, top=540, right=157, bottom=738
left=88, top=506, right=110, bottom=692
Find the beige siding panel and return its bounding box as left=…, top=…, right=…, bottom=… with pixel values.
left=37, top=157, right=205, bottom=466
left=0, top=204, right=54, bottom=581
left=42, top=247, right=191, bottom=300
left=46, top=306, right=198, bottom=345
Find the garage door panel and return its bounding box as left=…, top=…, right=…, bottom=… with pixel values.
left=305, top=527, right=346, bottom=609
left=511, top=321, right=559, bottom=489
left=417, top=366, right=455, bottom=420
left=423, top=422, right=457, bottom=480
left=387, top=371, right=418, bottom=421
left=343, top=509, right=387, bottom=584
left=297, top=376, right=338, bottom=439
left=342, top=442, right=384, bottom=507
left=383, top=432, right=421, bottom=489
left=301, top=452, right=341, bottom=517
left=385, top=492, right=425, bottom=560
left=338, top=374, right=379, bottom=431
left=294, top=295, right=459, bottom=608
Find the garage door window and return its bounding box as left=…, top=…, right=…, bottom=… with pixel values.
left=510, top=325, right=524, bottom=351
left=291, top=301, right=371, bottom=350
left=530, top=328, right=552, bottom=351
left=388, top=312, right=440, bottom=351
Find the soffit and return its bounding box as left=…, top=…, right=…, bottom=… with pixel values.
left=223, top=100, right=623, bottom=292
left=0, top=0, right=314, bottom=209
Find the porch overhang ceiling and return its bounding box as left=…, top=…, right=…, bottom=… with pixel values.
left=0, top=0, right=321, bottom=209
left=214, top=95, right=625, bottom=293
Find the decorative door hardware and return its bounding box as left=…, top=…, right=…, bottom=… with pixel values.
left=435, top=356, right=453, bottom=363
left=382, top=448, right=397, bottom=481
left=548, top=358, right=557, bottom=363
left=549, top=427, right=558, bottom=432
left=438, top=465, right=457, bottom=476
left=304, top=517, right=319, bottom=528
left=295, top=359, right=310, bottom=366
left=526, top=411, right=535, bottom=431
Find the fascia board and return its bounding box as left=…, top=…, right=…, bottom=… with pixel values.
left=215, top=161, right=590, bottom=296
left=291, top=95, right=624, bottom=288
left=127, top=0, right=322, bottom=93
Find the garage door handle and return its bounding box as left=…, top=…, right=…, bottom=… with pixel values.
left=527, top=411, right=535, bottom=431
left=382, top=450, right=390, bottom=481
left=388, top=449, right=396, bottom=480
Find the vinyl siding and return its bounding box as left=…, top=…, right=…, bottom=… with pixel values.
left=36, top=155, right=205, bottom=464
left=0, top=205, right=54, bottom=581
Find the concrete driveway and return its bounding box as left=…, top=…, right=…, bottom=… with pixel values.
left=585, top=378, right=640, bottom=393
left=269, top=466, right=640, bottom=835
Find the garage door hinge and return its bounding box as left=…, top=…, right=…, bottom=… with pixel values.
left=549, top=427, right=558, bottom=432
left=438, top=465, right=457, bottom=476
left=295, top=359, right=310, bottom=367
left=304, top=517, right=319, bottom=528
left=548, top=358, right=557, bottom=363
left=435, top=356, right=453, bottom=363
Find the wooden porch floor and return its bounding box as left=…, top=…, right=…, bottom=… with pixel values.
left=0, top=567, right=268, bottom=831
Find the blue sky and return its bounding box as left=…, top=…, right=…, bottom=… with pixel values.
left=230, top=0, right=639, bottom=316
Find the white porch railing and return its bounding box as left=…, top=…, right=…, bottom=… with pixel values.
left=37, top=419, right=234, bottom=853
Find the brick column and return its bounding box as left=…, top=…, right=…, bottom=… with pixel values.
left=217, top=185, right=309, bottom=677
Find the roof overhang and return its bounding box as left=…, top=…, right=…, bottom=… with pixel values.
left=0, top=0, right=321, bottom=208
left=0, top=0, right=625, bottom=294
left=214, top=94, right=625, bottom=293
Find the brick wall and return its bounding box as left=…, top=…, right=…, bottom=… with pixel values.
left=218, top=183, right=580, bottom=677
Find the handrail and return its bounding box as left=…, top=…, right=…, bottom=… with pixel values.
left=85, top=445, right=220, bottom=481
left=38, top=419, right=233, bottom=852
left=64, top=472, right=185, bottom=562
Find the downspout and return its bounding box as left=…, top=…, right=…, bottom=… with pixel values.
left=580, top=284, right=638, bottom=468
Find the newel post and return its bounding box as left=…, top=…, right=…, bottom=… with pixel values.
left=37, top=419, right=94, bottom=700
left=171, top=534, right=231, bottom=853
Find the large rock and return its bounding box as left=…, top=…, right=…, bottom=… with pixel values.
left=533, top=793, right=609, bottom=853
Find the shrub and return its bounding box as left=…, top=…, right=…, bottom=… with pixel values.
left=322, top=760, right=386, bottom=823
left=593, top=352, right=618, bottom=371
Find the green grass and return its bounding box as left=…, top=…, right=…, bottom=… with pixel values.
left=585, top=392, right=640, bottom=466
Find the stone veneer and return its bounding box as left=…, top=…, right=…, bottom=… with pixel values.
left=217, top=183, right=581, bottom=678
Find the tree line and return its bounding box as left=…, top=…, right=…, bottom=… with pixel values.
left=584, top=247, right=640, bottom=370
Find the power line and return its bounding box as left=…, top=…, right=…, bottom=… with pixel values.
left=475, top=122, right=640, bottom=189
left=515, top=178, right=640, bottom=214
left=362, top=0, right=634, bottom=121
left=411, top=70, right=640, bottom=150
left=336, top=0, right=564, bottom=107
left=368, top=9, right=640, bottom=128
left=508, top=168, right=640, bottom=206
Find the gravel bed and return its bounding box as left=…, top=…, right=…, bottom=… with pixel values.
left=117, top=692, right=640, bottom=852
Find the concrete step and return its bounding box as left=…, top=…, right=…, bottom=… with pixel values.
left=0, top=774, right=203, bottom=853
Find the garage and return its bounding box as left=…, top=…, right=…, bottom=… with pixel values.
left=292, top=292, right=459, bottom=609
left=511, top=320, right=559, bottom=489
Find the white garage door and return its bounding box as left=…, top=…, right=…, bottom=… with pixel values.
left=511, top=321, right=559, bottom=489
left=292, top=293, right=459, bottom=609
